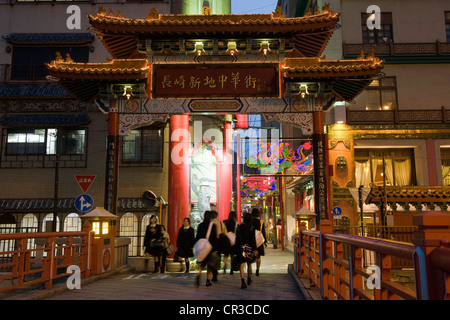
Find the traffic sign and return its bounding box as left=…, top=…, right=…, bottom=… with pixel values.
left=332, top=206, right=342, bottom=216
left=75, top=194, right=94, bottom=212
left=74, top=175, right=96, bottom=193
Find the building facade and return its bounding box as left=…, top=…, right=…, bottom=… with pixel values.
left=281, top=0, right=450, bottom=243
left=0, top=0, right=190, bottom=257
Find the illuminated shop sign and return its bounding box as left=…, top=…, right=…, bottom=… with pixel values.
left=153, top=64, right=279, bottom=98
left=245, top=140, right=314, bottom=175
left=241, top=176, right=277, bottom=196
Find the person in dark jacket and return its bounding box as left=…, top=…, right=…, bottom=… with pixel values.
left=143, top=215, right=164, bottom=272
left=235, top=212, right=257, bottom=289
left=223, top=211, right=238, bottom=274
left=176, top=217, right=195, bottom=273
left=251, top=208, right=267, bottom=276
left=195, top=210, right=218, bottom=287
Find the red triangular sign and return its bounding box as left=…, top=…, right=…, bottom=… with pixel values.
left=74, top=175, right=97, bottom=193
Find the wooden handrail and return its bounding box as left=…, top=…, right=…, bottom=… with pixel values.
left=323, top=233, right=415, bottom=260
left=0, top=231, right=92, bottom=293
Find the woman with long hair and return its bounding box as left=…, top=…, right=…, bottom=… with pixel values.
left=176, top=217, right=195, bottom=273
left=194, top=210, right=218, bottom=287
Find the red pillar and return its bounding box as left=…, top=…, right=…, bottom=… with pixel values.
left=168, top=114, right=190, bottom=246
left=235, top=132, right=242, bottom=223
left=104, top=100, right=120, bottom=217
left=218, top=119, right=233, bottom=221
left=312, top=98, right=328, bottom=223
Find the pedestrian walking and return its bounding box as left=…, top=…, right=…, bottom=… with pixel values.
left=176, top=217, right=195, bottom=273
left=251, top=208, right=267, bottom=276
left=211, top=211, right=229, bottom=282
left=143, top=215, right=164, bottom=273
left=235, top=212, right=257, bottom=289
left=159, top=225, right=170, bottom=273
left=223, top=211, right=238, bottom=274
left=195, top=210, right=218, bottom=287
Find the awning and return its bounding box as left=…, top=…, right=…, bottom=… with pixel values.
left=0, top=198, right=75, bottom=212
left=0, top=198, right=157, bottom=213
left=292, top=206, right=316, bottom=219
left=2, top=33, right=95, bottom=45
left=0, top=114, right=90, bottom=127
left=0, top=83, right=72, bottom=99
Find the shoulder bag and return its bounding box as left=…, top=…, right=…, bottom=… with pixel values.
left=255, top=220, right=265, bottom=248
left=194, top=222, right=213, bottom=263
left=226, top=222, right=237, bottom=246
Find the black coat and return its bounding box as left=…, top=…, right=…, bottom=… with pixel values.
left=224, top=219, right=238, bottom=235
left=176, top=226, right=195, bottom=258
left=235, top=222, right=257, bottom=252
left=143, top=224, right=163, bottom=255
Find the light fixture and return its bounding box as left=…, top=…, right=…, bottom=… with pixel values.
left=261, top=41, right=270, bottom=55
left=334, top=102, right=346, bottom=124
left=195, top=42, right=204, bottom=56
left=227, top=41, right=238, bottom=55
left=299, top=84, right=309, bottom=98
left=123, top=86, right=133, bottom=99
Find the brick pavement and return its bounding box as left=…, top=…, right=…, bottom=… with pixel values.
left=3, top=247, right=317, bottom=302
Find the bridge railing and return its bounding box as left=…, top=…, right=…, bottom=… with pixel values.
left=294, top=211, right=450, bottom=300
left=0, top=231, right=93, bottom=293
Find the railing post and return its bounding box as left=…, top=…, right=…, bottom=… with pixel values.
left=413, top=211, right=450, bottom=300
left=299, top=222, right=307, bottom=277
left=44, top=236, right=56, bottom=290
left=352, top=246, right=364, bottom=300
left=320, top=220, right=332, bottom=299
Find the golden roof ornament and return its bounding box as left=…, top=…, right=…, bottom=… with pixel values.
left=108, top=8, right=114, bottom=17
left=98, top=6, right=106, bottom=16
left=147, top=8, right=159, bottom=20
left=65, top=53, right=73, bottom=63
left=202, top=5, right=211, bottom=15
left=55, top=52, right=63, bottom=62
left=358, top=50, right=365, bottom=60
left=273, top=6, right=285, bottom=18
left=117, top=10, right=124, bottom=18
left=322, top=3, right=331, bottom=14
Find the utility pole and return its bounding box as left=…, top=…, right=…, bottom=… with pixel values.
left=53, top=128, right=61, bottom=232
left=358, top=185, right=364, bottom=236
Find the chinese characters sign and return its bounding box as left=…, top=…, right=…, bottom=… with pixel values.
left=154, top=65, right=279, bottom=98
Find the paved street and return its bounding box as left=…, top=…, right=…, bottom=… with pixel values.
left=3, top=247, right=308, bottom=303
left=43, top=247, right=305, bottom=301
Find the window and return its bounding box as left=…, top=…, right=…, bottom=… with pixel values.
left=365, top=77, right=398, bottom=110
left=355, top=148, right=416, bottom=187
left=446, top=12, right=450, bottom=43
left=120, top=213, right=139, bottom=256
left=361, top=12, right=393, bottom=44
left=64, top=213, right=82, bottom=232
left=6, top=128, right=86, bottom=155
left=61, top=129, right=86, bottom=155
left=121, top=127, right=163, bottom=164
left=11, top=46, right=89, bottom=80
left=441, top=148, right=450, bottom=186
